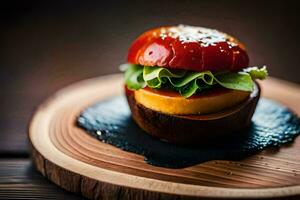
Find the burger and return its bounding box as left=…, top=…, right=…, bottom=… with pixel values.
left=121, top=25, right=267, bottom=144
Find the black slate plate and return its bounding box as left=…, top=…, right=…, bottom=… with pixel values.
left=77, top=96, right=300, bottom=168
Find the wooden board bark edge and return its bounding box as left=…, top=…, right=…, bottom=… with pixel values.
left=29, top=74, right=300, bottom=199
left=31, top=145, right=189, bottom=200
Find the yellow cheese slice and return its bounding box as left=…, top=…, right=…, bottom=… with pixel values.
left=134, top=88, right=250, bottom=115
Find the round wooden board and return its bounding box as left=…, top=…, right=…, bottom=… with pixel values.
left=29, top=74, right=300, bottom=199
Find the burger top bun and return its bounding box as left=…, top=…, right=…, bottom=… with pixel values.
left=127, top=25, right=249, bottom=72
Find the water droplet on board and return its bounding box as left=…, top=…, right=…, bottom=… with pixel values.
left=226, top=171, right=233, bottom=176
left=96, top=130, right=102, bottom=136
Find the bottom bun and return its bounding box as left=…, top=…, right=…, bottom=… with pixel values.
left=125, top=83, right=260, bottom=145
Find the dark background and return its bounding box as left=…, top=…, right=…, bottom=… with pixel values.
left=0, top=0, right=300, bottom=199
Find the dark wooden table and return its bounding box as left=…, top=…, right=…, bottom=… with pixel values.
left=1, top=1, right=300, bottom=199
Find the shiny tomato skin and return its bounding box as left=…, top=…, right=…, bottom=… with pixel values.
left=127, top=25, right=249, bottom=72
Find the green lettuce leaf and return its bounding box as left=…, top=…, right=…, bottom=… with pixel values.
left=215, top=72, right=254, bottom=92
left=243, top=66, right=268, bottom=79
left=124, top=64, right=145, bottom=89
left=123, top=64, right=268, bottom=98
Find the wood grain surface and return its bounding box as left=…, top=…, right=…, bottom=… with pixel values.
left=29, top=74, right=300, bottom=199
left=0, top=159, right=82, bottom=200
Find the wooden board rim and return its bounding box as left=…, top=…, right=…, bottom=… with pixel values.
left=29, top=74, right=300, bottom=198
